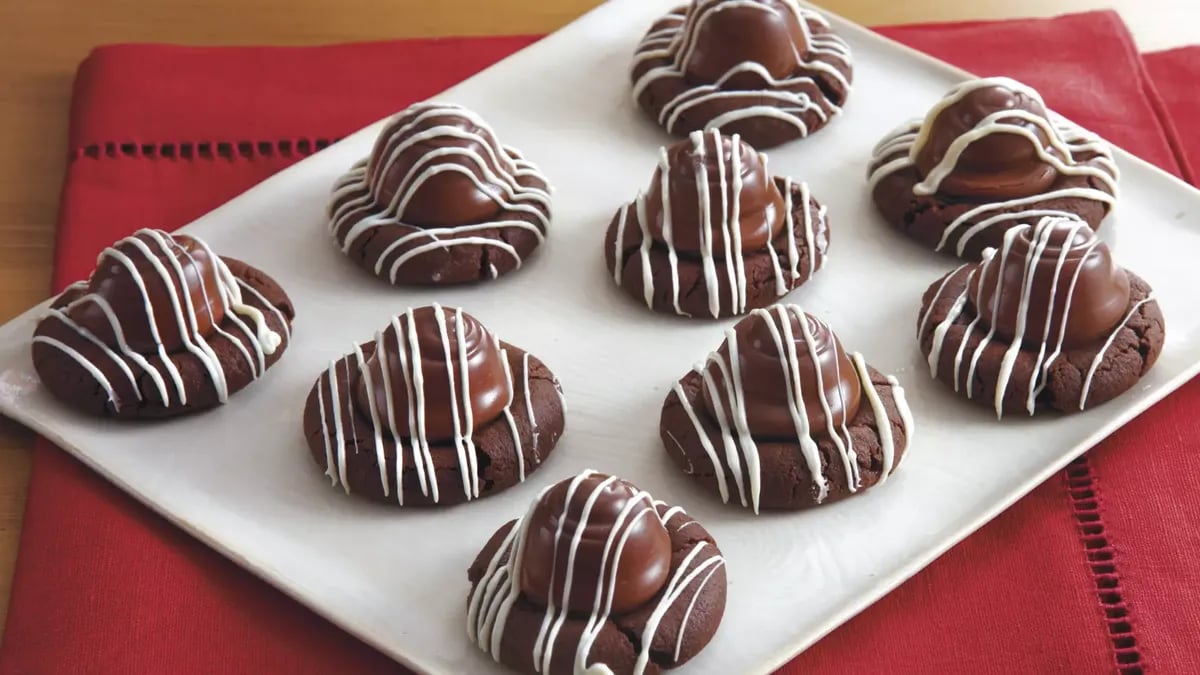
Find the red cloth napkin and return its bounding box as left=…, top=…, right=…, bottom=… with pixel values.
left=3, top=11, right=1199, bottom=675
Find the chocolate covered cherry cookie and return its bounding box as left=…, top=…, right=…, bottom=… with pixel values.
left=918, top=216, right=1164, bottom=417
left=468, top=471, right=727, bottom=675
left=605, top=129, right=828, bottom=318
left=868, top=77, right=1118, bottom=260
left=32, top=229, right=294, bottom=418
left=660, top=304, right=913, bottom=512
left=303, top=304, right=564, bottom=505
left=328, top=102, right=552, bottom=285
left=633, top=0, right=853, bottom=148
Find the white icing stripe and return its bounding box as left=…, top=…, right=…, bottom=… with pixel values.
left=852, top=353, right=898, bottom=482
left=327, top=359, right=350, bottom=493
left=237, top=278, right=291, bottom=342
left=44, top=306, right=153, bottom=401
left=315, top=367, right=336, bottom=487
left=354, top=343, right=390, bottom=498
left=887, top=375, right=914, bottom=472
left=522, top=352, right=539, bottom=460
left=316, top=307, right=539, bottom=504
left=497, top=344, right=526, bottom=482
left=672, top=560, right=724, bottom=661
left=1080, top=295, right=1155, bottom=409
left=621, top=132, right=820, bottom=318
left=38, top=229, right=284, bottom=412
left=634, top=542, right=725, bottom=674
left=329, top=103, right=551, bottom=280
left=467, top=471, right=726, bottom=675
left=632, top=1, right=851, bottom=137
left=674, top=306, right=910, bottom=512
left=867, top=78, right=1119, bottom=257
left=938, top=188, right=1115, bottom=257
left=32, top=336, right=117, bottom=404
left=671, top=381, right=731, bottom=504
left=375, top=335, right=405, bottom=505
left=440, top=305, right=476, bottom=500
left=612, top=204, right=631, bottom=284
left=921, top=216, right=1149, bottom=417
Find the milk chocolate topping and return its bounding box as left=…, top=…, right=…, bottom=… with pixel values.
left=970, top=218, right=1131, bottom=349
left=366, top=107, right=508, bottom=228
left=353, top=306, right=511, bottom=441
left=703, top=306, right=862, bottom=437
left=68, top=232, right=227, bottom=353
left=519, top=473, right=672, bottom=615
left=681, top=0, right=809, bottom=85
left=915, top=82, right=1061, bottom=199
left=644, top=131, right=786, bottom=256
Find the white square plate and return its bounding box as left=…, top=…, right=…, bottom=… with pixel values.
left=2, top=1, right=1199, bottom=672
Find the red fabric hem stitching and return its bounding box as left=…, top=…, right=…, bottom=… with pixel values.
left=71, top=138, right=339, bottom=161
left=1066, top=456, right=1145, bottom=674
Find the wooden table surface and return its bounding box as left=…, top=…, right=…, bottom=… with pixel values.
left=0, top=0, right=1193, bottom=638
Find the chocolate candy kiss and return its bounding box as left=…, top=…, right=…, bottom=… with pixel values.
left=703, top=305, right=862, bottom=437
left=970, top=217, right=1131, bottom=349
left=67, top=231, right=227, bottom=353
left=681, top=0, right=809, bottom=85
left=353, top=305, right=512, bottom=441
left=644, top=130, right=786, bottom=256
left=913, top=79, right=1061, bottom=200
left=365, top=106, right=510, bottom=228
left=519, top=473, right=672, bottom=615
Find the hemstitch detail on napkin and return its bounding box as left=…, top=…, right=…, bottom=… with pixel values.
left=1066, top=456, right=1144, bottom=675
left=72, top=138, right=340, bottom=161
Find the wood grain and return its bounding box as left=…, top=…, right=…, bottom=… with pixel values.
left=0, top=0, right=1191, bottom=638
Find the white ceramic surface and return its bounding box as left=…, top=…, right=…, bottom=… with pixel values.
left=2, top=1, right=1199, bottom=673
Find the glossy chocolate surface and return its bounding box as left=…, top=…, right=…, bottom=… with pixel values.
left=703, top=307, right=862, bottom=437
left=970, top=218, right=1131, bottom=349
left=519, top=473, right=672, bottom=615
left=367, top=108, right=506, bottom=228
left=353, top=306, right=511, bottom=441
left=68, top=232, right=227, bottom=353
left=915, top=83, right=1060, bottom=199
left=682, top=0, right=809, bottom=85
left=644, top=131, right=785, bottom=256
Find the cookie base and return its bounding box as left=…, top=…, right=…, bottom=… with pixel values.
left=660, top=365, right=909, bottom=510
left=917, top=268, right=1164, bottom=416
left=604, top=177, right=827, bottom=319
left=632, top=6, right=852, bottom=149
left=32, top=257, right=294, bottom=420
left=467, top=502, right=726, bottom=675
left=302, top=343, right=565, bottom=507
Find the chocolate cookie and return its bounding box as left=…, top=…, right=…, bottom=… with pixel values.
left=302, top=305, right=565, bottom=506
left=660, top=305, right=913, bottom=512
left=605, top=130, right=827, bottom=319
left=468, top=471, right=727, bottom=675
left=32, top=229, right=294, bottom=419
left=918, top=216, right=1164, bottom=417
left=632, top=1, right=852, bottom=149
left=328, top=102, right=551, bottom=285
left=868, top=77, right=1119, bottom=260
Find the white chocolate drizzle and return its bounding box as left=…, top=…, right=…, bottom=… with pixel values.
left=33, top=229, right=285, bottom=411
left=329, top=102, right=552, bottom=282
left=467, top=471, right=726, bottom=674
left=632, top=1, right=851, bottom=137
left=919, top=216, right=1152, bottom=418
left=612, top=129, right=824, bottom=318
left=316, top=304, right=540, bottom=504
left=868, top=77, right=1119, bottom=257
left=670, top=305, right=910, bottom=512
